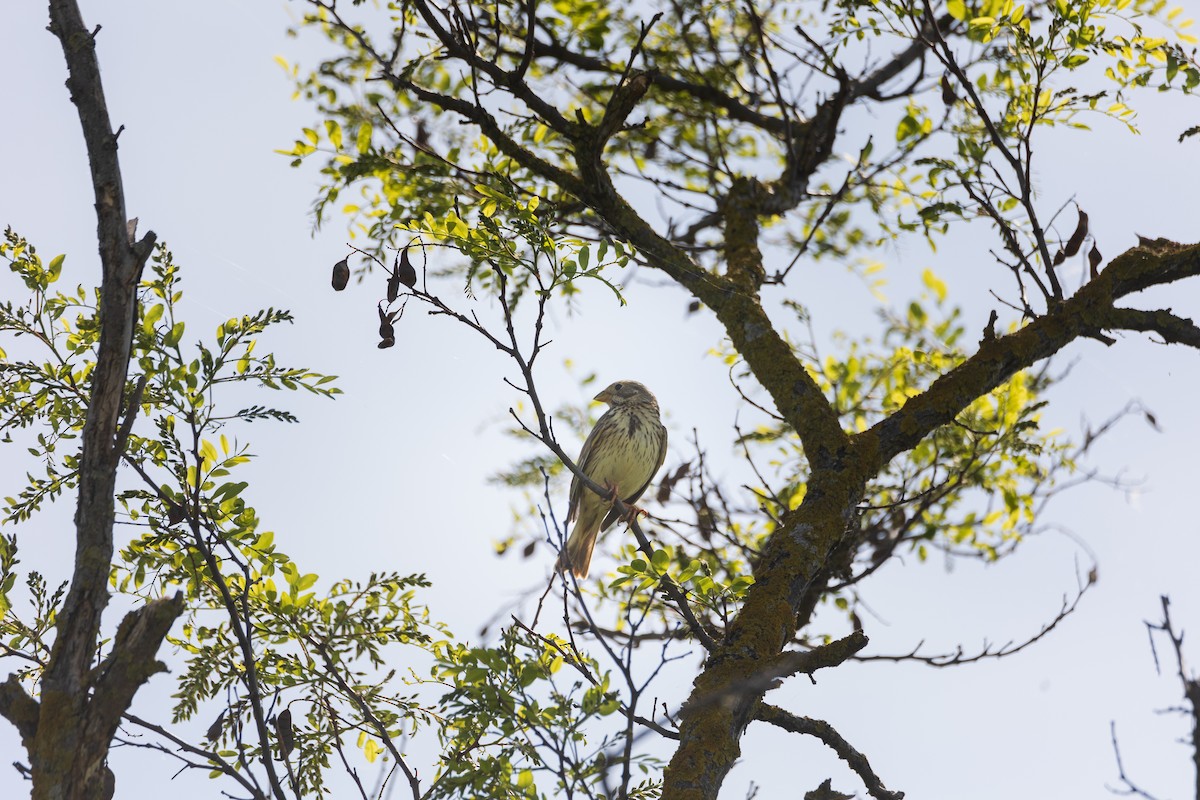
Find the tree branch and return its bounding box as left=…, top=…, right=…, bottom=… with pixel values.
left=757, top=703, right=903, bottom=800
left=689, top=631, right=868, bottom=705
left=1101, top=307, right=1200, bottom=347
left=84, top=595, right=184, bottom=757
left=122, top=712, right=265, bottom=799
left=10, top=3, right=169, bottom=797
left=0, top=675, right=40, bottom=748
left=1143, top=595, right=1200, bottom=800
left=857, top=576, right=1092, bottom=668
left=860, top=241, right=1200, bottom=469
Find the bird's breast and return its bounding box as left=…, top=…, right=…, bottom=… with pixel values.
left=587, top=407, right=664, bottom=492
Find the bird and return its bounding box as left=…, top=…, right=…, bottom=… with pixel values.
left=555, top=380, right=668, bottom=579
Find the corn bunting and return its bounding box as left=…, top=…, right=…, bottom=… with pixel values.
left=555, top=380, right=668, bottom=578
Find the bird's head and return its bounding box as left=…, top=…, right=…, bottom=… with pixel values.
left=594, top=380, right=658, bottom=409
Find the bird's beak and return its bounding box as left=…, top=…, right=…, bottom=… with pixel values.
left=594, top=388, right=613, bottom=404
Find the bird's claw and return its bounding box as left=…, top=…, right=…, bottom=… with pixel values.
left=600, top=482, right=647, bottom=524
left=620, top=504, right=648, bottom=525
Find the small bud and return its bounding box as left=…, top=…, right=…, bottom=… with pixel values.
left=331, top=258, right=350, bottom=291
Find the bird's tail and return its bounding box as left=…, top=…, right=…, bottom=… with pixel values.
left=555, top=519, right=600, bottom=579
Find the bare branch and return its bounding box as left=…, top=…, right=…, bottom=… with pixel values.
left=757, top=703, right=903, bottom=800
left=122, top=712, right=265, bottom=799
left=1144, top=596, right=1200, bottom=800
left=1101, top=307, right=1200, bottom=348
left=857, top=575, right=1093, bottom=668
left=1108, top=721, right=1165, bottom=800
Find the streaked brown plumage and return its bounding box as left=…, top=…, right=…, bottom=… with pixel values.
left=555, top=380, right=668, bottom=579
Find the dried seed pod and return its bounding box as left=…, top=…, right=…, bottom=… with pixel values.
left=374, top=303, right=398, bottom=345
left=387, top=255, right=401, bottom=303
left=205, top=710, right=226, bottom=742
left=656, top=462, right=691, bottom=503
left=940, top=74, right=957, bottom=106
left=331, top=258, right=350, bottom=291
left=397, top=246, right=417, bottom=288
left=696, top=505, right=715, bottom=540
left=275, top=709, right=294, bottom=757
left=1088, top=242, right=1103, bottom=279
left=1064, top=208, right=1089, bottom=257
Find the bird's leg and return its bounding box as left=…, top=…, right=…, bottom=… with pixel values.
left=604, top=482, right=633, bottom=520
left=602, top=482, right=647, bottom=523
left=619, top=504, right=649, bottom=524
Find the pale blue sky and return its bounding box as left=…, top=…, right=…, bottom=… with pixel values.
left=2, top=2, right=1200, bottom=798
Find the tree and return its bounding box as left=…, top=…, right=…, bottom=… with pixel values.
left=279, top=0, right=1200, bottom=797
left=2, top=4, right=434, bottom=799
left=2, top=1, right=1200, bottom=799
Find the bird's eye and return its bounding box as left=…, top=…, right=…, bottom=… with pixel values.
left=613, top=382, right=624, bottom=391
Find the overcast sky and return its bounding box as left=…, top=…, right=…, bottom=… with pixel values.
left=3, top=2, right=1200, bottom=798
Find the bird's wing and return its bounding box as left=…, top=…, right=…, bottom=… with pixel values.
left=567, top=413, right=608, bottom=523
left=630, top=420, right=668, bottom=504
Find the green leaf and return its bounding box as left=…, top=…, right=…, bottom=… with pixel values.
left=325, top=119, right=343, bottom=149
left=896, top=114, right=921, bottom=142
left=47, top=254, right=64, bottom=283
left=922, top=268, right=948, bottom=303
left=650, top=548, right=670, bottom=572
left=164, top=321, right=186, bottom=347
left=142, top=304, right=164, bottom=335
left=356, top=122, right=373, bottom=153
